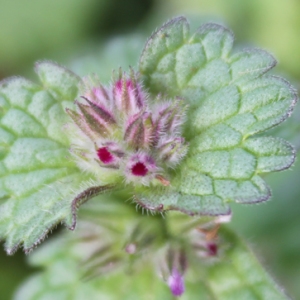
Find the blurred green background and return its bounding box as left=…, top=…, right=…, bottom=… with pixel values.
left=1, top=0, right=300, bottom=299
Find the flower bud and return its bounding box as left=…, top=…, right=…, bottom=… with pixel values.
left=66, top=70, right=188, bottom=189
left=168, top=267, right=185, bottom=297
left=113, top=72, right=145, bottom=115
left=124, top=112, right=153, bottom=149
left=158, top=245, right=187, bottom=297
left=157, top=137, right=188, bottom=167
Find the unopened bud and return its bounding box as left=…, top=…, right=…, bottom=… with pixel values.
left=168, top=268, right=185, bottom=297
left=66, top=69, right=188, bottom=188
left=124, top=113, right=153, bottom=149
left=158, top=137, right=188, bottom=166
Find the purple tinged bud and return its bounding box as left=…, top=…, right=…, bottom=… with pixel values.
left=66, top=108, right=95, bottom=140
left=158, top=137, right=187, bottom=166
left=153, top=100, right=186, bottom=136
left=121, top=78, right=131, bottom=112
left=113, top=79, right=136, bottom=114
left=81, top=97, right=116, bottom=125
left=92, top=85, right=110, bottom=104
left=67, top=69, right=188, bottom=187
left=82, top=76, right=111, bottom=108
left=124, top=112, right=153, bottom=149
left=168, top=268, right=185, bottom=297
left=76, top=102, right=110, bottom=138
left=163, top=247, right=187, bottom=297
left=113, top=72, right=146, bottom=115
left=130, top=68, right=144, bottom=109
left=124, top=113, right=144, bottom=149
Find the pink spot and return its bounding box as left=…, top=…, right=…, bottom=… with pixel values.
left=207, top=243, right=218, bottom=256
left=131, top=162, right=148, bottom=176
left=97, top=147, right=114, bottom=164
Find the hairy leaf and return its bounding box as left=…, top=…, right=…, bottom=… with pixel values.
left=139, top=17, right=297, bottom=215
left=0, top=62, right=110, bottom=254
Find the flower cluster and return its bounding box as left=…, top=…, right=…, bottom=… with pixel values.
left=66, top=70, right=188, bottom=187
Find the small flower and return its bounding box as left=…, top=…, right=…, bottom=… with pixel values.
left=66, top=70, right=188, bottom=188
left=168, top=267, right=185, bottom=297
left=157, top=245, right=187, bottom=297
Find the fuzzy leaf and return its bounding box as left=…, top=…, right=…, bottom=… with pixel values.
left=14, top=202, right=287, bottom=300
left=0, top=62, right=109, bottom=254
left=139, top=17, right=297, bottom=215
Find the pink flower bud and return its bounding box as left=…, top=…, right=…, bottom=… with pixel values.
left=124, top=112, right=153, bottom=149
left=92, top=85, right=110, bottom=106
left=66, top=69, right=188, bottom=188
left=168, top=268, right=185, bottom=297
left=113, top=74, right=145, bottom=115
left=157, top=137, right=187, bottom=166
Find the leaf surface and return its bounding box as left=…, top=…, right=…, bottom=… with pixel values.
left=0, top=62, right=106, bottom=254
left=139, top=17, right=297, bottom=215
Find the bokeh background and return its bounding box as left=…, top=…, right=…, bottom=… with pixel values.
left=1, top=0, right=300, bottom=299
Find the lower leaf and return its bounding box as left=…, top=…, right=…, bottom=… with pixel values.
left=14, top=200, right=287, bottom=299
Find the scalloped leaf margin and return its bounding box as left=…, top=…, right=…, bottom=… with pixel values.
left=138, top=17, right=297, bottom=215
left=0, top=61, right=111, bottom=254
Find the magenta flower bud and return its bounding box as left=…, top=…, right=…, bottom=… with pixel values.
left=113, top=73, right=145, bottom=115
left=66, top=108, right=95, bottom=140
left=75, top=102, right=111, bottom=138
left=92, top=85, right=111, bottom=106
left=82, top=75, right=112, bottom=109
left=66, top=69, right=188, bottom=188
left=157, top=246, right=187, bottom=297
left=81, top=97, right=116, bottom=126
left=168, top=268, right=185, bottom=297
left=153, top=100, right=186, bottom=136
left=124, top=112, right=153, bottom=149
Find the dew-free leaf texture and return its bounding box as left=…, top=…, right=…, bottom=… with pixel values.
left=0, top=62, right=98, bottom=254
left=139, top=17, right=297, bottom=215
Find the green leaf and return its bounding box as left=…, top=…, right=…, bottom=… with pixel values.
left=14, top=202, right=287, bottom=299
left=205, top=227, right=287, bottom=300
left=0, top=62, right=110, bottom=254
left=139, top=17, right=297, bottom=215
